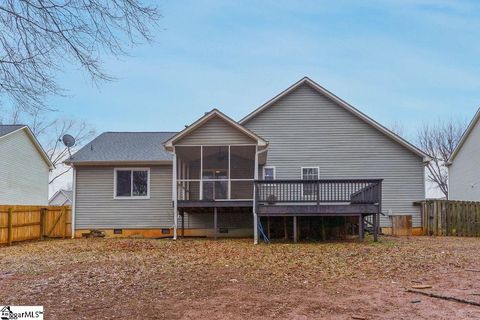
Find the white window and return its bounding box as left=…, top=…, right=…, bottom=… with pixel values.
left=301, top=167, right=319, bottom=196
left=263, top=166, right=276, bottom=180
left=114, top=168, right=150, bottom=199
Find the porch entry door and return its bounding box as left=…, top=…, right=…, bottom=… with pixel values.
left=202, top=169, right=228, bottom=200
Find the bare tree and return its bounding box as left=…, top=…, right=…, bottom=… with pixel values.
left=388, top=120, right=407, bottom=139
left=417, top=119, right=467, bottom=198
left=0, top=0, right=159, bottom=111
left=48, top=120, right=95, bottom=184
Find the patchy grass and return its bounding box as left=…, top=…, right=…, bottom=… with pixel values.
left=1, top=237, right=480, bottom=319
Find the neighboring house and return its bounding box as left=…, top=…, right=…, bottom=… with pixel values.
left=448, top=108, right=480, bottom=201
left=66, top=77, right=429, bottom=242
left=0, top=125, right=54, bottom=205
left=49, top=189, right=73, bottom=206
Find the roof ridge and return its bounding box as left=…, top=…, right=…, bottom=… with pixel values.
left=103, top=131, right=178, bottom=133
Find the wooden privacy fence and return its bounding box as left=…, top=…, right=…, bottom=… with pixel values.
left=420, top=200, right=480, bottom=237
left=0, top=205, right=71, bottom=246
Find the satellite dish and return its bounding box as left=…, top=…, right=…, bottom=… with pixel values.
left=62, top=134, right=76, bottom=148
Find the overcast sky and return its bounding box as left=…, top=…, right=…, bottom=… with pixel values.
left=48, top=0, right=479, bottom=196
left=48, top=1, right=480, bottom=139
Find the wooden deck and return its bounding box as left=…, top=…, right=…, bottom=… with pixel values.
left=254, top=179, right=383, bottom=242
left=256, top=204, right=379, bottom=216
left=177, top=200, right=253, bottom=209
left=175, top=179, right=383, bottom=242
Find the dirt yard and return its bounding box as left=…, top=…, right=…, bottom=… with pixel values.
left=1, top=236, right=480, bottom=319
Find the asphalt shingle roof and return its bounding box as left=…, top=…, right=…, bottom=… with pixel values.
left=0, top=125, right=26, bottom=137
left=68, top=132, right=178, bottom=163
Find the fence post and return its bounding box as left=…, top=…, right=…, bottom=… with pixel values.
left=7, top=207, right=13, bottom=246
left=39, top=208, right=45, bottom=241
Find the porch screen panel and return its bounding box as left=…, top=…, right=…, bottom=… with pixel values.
left=176, top=146, right=201, bottom=180
left=177, top=181, right=200, bottom=201
left=231, top=180, right=254, bottom=199
left=202, top=146, right=229, bottom=179
left=202, top=146, right=229, bottom=200
left=230, top=146, right=255, bottom=179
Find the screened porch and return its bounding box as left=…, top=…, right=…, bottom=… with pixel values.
left=175, top=145, right=258, bottom=205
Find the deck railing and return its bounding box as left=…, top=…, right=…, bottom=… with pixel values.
left=254, top=179, right=383, bottom=205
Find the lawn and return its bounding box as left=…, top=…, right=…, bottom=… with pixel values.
left=1, top=236, right=480, bottom=319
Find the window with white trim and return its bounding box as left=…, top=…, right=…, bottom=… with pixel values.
left=115, top=168, right=150, bottom=198
left=302, top=167, right=319, bottom=196
left=263, top=167, right=276, bottom=180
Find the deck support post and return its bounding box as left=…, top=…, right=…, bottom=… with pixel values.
left=373, top=212, right=379, bottom=242
left=267, top=216, right=271, bottom=239
left=253, top=213, right=258, bottom=244
left=172, top=148, right=178, bottom=240
left=283, top=217, right=288, bottom=240
left=293, top=216, right=298, bottom=243
left=321, top=217, right=326, bottom=241
left=358, top=214, right=364, bottom=240
left=181, top=212, right=185, bottom=239
left=213, top=207, right=218, bottom=240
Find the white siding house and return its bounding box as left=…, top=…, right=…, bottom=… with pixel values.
left=0, top=125, right=53, bottom=205
left=49, top=189, right=73, bottom=206
left=448, top=108, right=480, bottom=201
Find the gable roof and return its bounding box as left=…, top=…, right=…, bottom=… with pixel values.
left=240, top=77, right=430, bottom=161
left=49, top=189, right=73, bottom=205
left=164, top=109, right=268, bottom=150
left=65, top=132, right=177, bottom=165
left=0, top=124, right=25, bottom=137
left=448, top=107, right=480, bottom=164
left=0, top=125, right=54, bottom=169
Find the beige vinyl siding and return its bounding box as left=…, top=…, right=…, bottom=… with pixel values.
left=175, top=115, right=255, bottom=145
left=449, top=118, right=480, bottom=201
left=0, top=129, right=49, bottom=205
left=244, top=83, right=425, bottom=227
left=75, top=165, right=174, bottom=229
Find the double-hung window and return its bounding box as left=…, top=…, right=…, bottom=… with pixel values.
left=263, top=166, right=276, bottom=180
left=301, top=167, right=319, bottom=197
left=114, top=168, right=150, bottom=199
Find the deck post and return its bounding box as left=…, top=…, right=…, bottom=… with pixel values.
left=267, top=216, right=271, bottom=239
left=358, top=214, right=364, bottom=240
left=172, top=149, right=178, bottom=240
left=376, top=181, right=382, bottom=242
left=321, top=217, right=326, bottom=241
left=293, top=216, right=298, bottom=243
left=181, top=212, right=185, bottom=239
left=373, top=213, right=378, bottom=242
left=283, top=217, right=288, bottom=240
left=214, top=207, right=218, bottom=240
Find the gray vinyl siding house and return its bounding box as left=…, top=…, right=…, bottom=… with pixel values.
left=448, top=108, right=480, bottom=201
left=67, top=77, right=429, bottom=240
left=0, top=125, right=53, bottom=205
left=75, top=165, right=174, bottom=229
left=241, top=84, right=425, bottom=227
